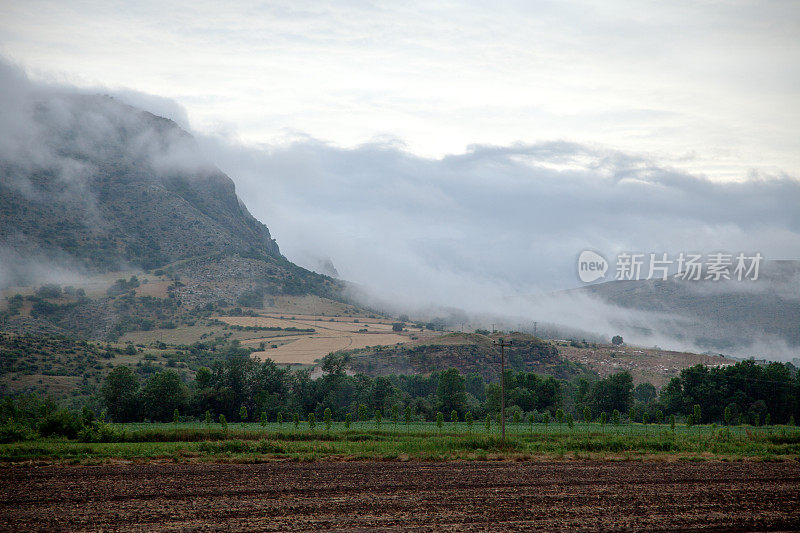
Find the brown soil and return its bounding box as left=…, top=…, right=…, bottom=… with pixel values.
left=1, top=461, right=798, bottom=531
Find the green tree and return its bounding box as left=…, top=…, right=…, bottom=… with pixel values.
left=633, top=382, right=657, bottom=405
left=404, top=406, right=412, bottom=426
left=308, top=412, right=316, bottom=430
left=465, top=411, right=474, bottom=432
left=485, top=413, right=491, bottom=434
left=600, top=412, right=607, bottom=431
left=219, top=414, right=227, bottom=432
left=628, top=407, right=636, bottom=423
left=293, top=412, right=300, bottom=430
left=512, top=410, right=520, bottom=425
left=611, top=335, right=623, bottom=345
left=436, top=411, right=444, bottom=433
left=345, top=413, right=352, bottom=429
left=556, top=408, right=564, bottom=426
left=259, top=412, right=267, bottom=427
left=324, top=408, right=332, bottom=432
left=239, top=405, right=248, bottom=424
left=612, top=409, right=620, bottom=425
left=451, top=410, right=459, bottom=426
left=204, top=410, right=212, bottom=427
left=669, top=414, right=676, bottom=431
left=277, top=412, right=283, bottom=427
left=567, top=412, right=574, bottom=429
left=101, top=366, right=141, bottom=422
left=693, top=404, right=701, bottom=424
left=358, top=404, right=367, bottom=428
left=583, top=406, right=591, bottom=423
left=437, top=368, right=466, bottom=415
left=173, top=408, right=180, bottom=426
left=141, top=370, right=188, bottom=422
left=391, top=404, right=399, bottom=427
left=589, top=372, right=633, bottom=415
left=375, top=409, right=382, bottom=428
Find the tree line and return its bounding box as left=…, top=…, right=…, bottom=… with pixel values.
left=98, top=352, right=800, bottom=426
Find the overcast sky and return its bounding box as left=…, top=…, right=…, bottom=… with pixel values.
left=1, top=1, right=799, bottom=333
left=2, top=0, right=799, bottom=181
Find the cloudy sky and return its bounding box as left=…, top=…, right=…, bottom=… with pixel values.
left=1, top=1, right=799, bottom=320
left=2, top=0, right=798, bottom=180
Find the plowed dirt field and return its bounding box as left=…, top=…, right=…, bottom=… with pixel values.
left=1, top=461, right=798, bottom=531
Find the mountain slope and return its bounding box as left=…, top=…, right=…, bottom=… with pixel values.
left=0, top=93, right=279, bottom=278
left=570, top=260, right=800, bottom=354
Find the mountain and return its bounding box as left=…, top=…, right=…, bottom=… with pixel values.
left=569, top=260, right=800, bottom=355
left=0, top=92, right=343, bottom=339
left=1, top=94, right=280, bottom=277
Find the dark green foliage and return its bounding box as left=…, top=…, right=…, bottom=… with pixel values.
left=660, top=360, right=799, bottom=424
left=38, top=409, right=84, bottom=439
left=102, top=366, right=140, bottom=422
left=141, top=370, right=188, bottom=422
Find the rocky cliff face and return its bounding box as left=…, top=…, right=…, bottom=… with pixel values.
left=0, top=93, right=280, bottom=281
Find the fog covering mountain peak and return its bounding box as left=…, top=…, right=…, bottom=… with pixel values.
left=0, top=62, right=280, bottom=285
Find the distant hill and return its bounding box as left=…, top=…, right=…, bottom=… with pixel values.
left=349, top=332, right=594, bottom=380
left=568, top=260, right=800, bottom=355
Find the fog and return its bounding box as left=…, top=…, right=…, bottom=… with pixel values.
left=2, top=58, right=799, bottom=359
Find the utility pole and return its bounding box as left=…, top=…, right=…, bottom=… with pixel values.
left=491, top=323, right=496, bottom=333
left=493, top=338, right=512, bottom=442
left=533, top=321, right=538, bottom=338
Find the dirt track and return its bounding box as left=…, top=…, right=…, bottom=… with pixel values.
left=1, top=461, right=798, bottom=531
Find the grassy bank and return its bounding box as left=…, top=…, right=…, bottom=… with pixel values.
left=2, top=422, right=799, bottom=463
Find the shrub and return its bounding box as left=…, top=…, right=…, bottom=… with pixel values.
left=38, top=410, right=83, bottom=439
left=391, top=405, right=399, bottom=426
left=324, top=408, right=332, bottom=432
left=293, top=412, right=300, bottom=430
left=374, top=410, right=381, bottom=428
left=0, top=418, right=36, bottom=443
left=452, top=410, right=459, bottom=425
left=277, top=412, right=283, bottom=427
left=436, top=412, right=444, bottom=432
left=345, top=413, right=352, bottom=429
left=308, top=413, right=316, bottom=430
left=567, top=413, right=574, bottom=429
left=78, top=420, right=125, bottom=443
left=612, top=409, right=620, bottom=425
left=219, top=414, right=228, bottom=431
left=465, top=411, right=474, bottom=432
left=404, top=406, right=412, bottom=426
